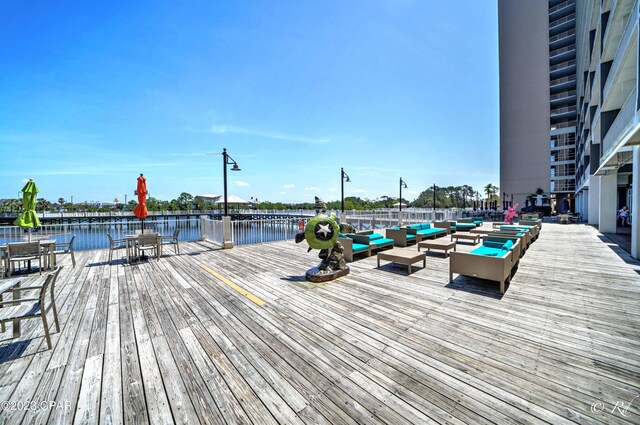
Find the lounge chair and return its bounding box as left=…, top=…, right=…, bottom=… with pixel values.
left=0, top=267, right=62, bottom=349
left=449, top=238, right=521, bottom=294
left=452, top=219, right=477, bottom=231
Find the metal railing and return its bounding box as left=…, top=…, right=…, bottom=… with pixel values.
left=0, top=218, right=201, bottom=251
left=230, top=218, right=309, bottom=245
left=202, top=218, right=224, bottom=246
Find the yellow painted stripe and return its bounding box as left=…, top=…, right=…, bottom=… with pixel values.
left=199, top=264, right=266, bottom=306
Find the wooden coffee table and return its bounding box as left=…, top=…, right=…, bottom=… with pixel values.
left=417, top=239, right=456, bottom=257
left=377, top=249, right=426, bottom=274
left=451, top=233, right=481, bottom=244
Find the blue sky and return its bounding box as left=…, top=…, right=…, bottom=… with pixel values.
left=0, top=1, right=499, bottom=204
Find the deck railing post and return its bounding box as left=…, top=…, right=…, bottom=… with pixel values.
left=200, top=215, right=207, bottom=241
left=222, top=216, right=234, bottom=249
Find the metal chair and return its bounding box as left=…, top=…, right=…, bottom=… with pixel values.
left=138, top=233, right=160, bottom=259
left=7, top=242, right=42, bottom=276
left=54, top=235, right=76, bottom=267
left=0, top=267, right=62, bottom=349
left=106, top=234, right=126, bottom=264
left=160, top=229, right=180, bottom=254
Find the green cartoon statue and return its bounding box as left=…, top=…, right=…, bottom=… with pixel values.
left=295, top=197, right=353, bottom=282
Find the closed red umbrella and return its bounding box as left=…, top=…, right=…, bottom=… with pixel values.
left=134, top=173, right=148, bottom=233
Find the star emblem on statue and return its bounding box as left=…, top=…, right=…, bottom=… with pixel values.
left=316, top=223, right=332, bottom=238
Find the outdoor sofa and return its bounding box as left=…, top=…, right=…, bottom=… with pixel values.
left=385, top=228, right=421, bottom=247
left=500, top=224, right=539, bottom=241
left=518, top=218, right=542, bottom=230
left=449, top=236, right=521, bottom=294
left=405, top=223, right=447, bottom=239
left=338, top=234, right=371, bottom=262
left=339, top=231, right=394, bottom=261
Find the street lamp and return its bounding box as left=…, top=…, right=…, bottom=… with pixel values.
left=222, top=148, right=241, bottom=216
left=432, top=184, right=437, bottom=213
left=341, top=167, right=351, bottom=213
left=399, top=177, right=407, bottom=225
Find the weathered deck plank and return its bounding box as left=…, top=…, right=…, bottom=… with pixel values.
left=0, top=223, right=638, bottom=424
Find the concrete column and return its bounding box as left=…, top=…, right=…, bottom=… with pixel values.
left=599, top=172, right=618, bottom=233
left=588, top=176, right=600, bottom=225
left=222, top=216, right=234, bottom=249
left=632, top=146, right=640, bottom=259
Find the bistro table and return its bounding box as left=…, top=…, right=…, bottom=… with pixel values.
left=0, top=240, right=56, bottom=277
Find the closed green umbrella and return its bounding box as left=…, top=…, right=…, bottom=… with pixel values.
left=13, top=178, right=41, bottom=241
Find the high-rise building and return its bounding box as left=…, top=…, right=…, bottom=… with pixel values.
left=499, top=0, right=640, bottom=259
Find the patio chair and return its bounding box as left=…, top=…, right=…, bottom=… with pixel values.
left=7, top=241, right=42, bottom=276
left=160, top=229, right=180, bottom=254
left=54, top=235, right=76, bottom=267
left=106, top=233, right=126, bottom=264
left=0, top=267, right=62, bottom=349
left=138, top=233, right=160, bottom=259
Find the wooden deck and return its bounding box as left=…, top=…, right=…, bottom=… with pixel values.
left=0, top=223, right=639, bottom=424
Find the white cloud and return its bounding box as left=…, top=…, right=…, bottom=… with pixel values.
left=283, top=183, right=295, bottom=189
left=235, top=180, right=249, bottom=187
left=280, top=191, right=287, bottom=195
left=305, top=186, right=319, bottom=191
left=353, top=188, right=367, bottom=194
left=210, top=124, right=329, bottom=144
left=327, top=187, right=337, bottom=192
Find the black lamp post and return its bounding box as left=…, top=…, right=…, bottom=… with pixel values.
left=432, top=184, right=437, bottom=212
left=399, top=177, right=407, bottom=217
left=222, top=148, right=241, bottom=216
left=341, top=168, right=351, bottom=213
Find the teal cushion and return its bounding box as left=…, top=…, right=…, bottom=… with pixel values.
left=408, top=224, right=422, bottom=230
left=450, top=225, right=457, bottom=230
left=470, top=246, right=507, bottom=257
left=338, top=233, right=346, bottom=238
left=420, top=223, right=431, bottom=230
left=352, top=243, right=369, bottom=253
left=417, top=228, right=445, bottom=236
left=456, top=223, right=476, bottom=229
left=406, top=234, right=416, bottom=240
left=368, top=233, right=383, bottom=241
left=390, top=226, right=400, bottom=230
left=502, top=240, right=514, bottom=251
left=373, top=238, right=395, bottom=246
left=483, top=241, right=504, bottom=249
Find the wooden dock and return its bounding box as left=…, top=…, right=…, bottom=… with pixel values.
left=0, top=223, right=639, bottom=424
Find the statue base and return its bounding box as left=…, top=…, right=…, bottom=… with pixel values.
left=305, top=266, right=350, bottom=283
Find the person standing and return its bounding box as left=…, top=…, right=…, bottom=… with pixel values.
left=618, top=206, right=629, bottom=227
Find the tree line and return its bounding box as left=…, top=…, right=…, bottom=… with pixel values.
left=0, top=184, right=502, bottom=213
